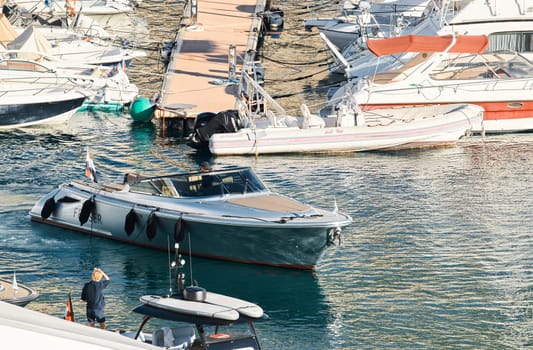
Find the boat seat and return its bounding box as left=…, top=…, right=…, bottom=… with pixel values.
left=265, top=110, right=279, bottom=127
left=301, top=104, right=325, bottom=128
left=152, top=326, right=196, bottom=349
left=371, top=52, right=430, bottom=84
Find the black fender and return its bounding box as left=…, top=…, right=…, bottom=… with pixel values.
left=124, top=208, right=137, bottom=235
left=174, top=217, right=185, bottom=243
left=79, top=197, right=95, bottom=226
left=41, top=197, right=56, bottom=220
left=146, top=212, right=158, bottom=240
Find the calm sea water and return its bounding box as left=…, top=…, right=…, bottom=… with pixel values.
left=0, top=112, right=532, bottom=349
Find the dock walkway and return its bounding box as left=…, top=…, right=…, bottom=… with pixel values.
left=156, top=0, right=266, bottom=120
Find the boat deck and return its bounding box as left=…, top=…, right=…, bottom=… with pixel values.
left=0, top=278, right=32, bottom=299
left=0, top=277, right=37, bottom=306
left=156, top=0, right=265, bottom=119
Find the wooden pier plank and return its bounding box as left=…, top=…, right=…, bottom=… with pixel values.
left=158, top=0, right=261, bottom=117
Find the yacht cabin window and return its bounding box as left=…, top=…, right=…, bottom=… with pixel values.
left=489, top=32, right=533, bottom=55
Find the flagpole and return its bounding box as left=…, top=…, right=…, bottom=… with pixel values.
left=12, top=271, right=18, bottom=296
left=85, top=147, right=98, bottom=183
left=65, top=291, right=75, bottom=322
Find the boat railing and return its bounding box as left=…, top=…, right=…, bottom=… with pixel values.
left=429, top=50, right=532, bottom=81
left=237, top=71, right=289, bottom=126
left=0, top=79, right=88, bottom=97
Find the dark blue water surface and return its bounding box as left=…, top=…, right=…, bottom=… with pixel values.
left=1, top=111, right=532, bottom=349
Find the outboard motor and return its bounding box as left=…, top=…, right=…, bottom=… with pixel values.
left=264, top=7, right=284, bottom=33
left=187, top=109, right=243, bottom=150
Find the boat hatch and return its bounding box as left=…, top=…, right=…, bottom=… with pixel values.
left=129, top=168, right=268, bottom=197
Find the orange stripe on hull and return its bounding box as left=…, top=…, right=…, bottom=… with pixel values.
left=360, top=101, right=533, bottom=121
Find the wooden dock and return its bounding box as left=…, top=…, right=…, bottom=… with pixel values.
left=156, top=0, right=266, bottom=123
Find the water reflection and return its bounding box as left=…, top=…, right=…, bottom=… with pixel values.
left=129, top=121, right=157, bottom=152
left=1, top=108, right=532, bottom=349
left=12, top=218, right=332, bottom=340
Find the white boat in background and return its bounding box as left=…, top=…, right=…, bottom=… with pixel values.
left=0, top=52, right=138, bottom=108
left=303, top=0, right=360, bottom=32
left=9, top=0, right=135, bottom=22
left=0, top=14, right=146, bottom=67
left=325, top=34, right=533, bottom=134
left=200, top=103, right=483, bottom=155
left=3, top=0, right=149, bottom=42
left=328, top=0, right=533, bottom=78
left=0, top=24, right=138, bottom=108
left=443, top=0, right=533, bottom=61
left=306, top=0, right=439, bottom=50
left=187, top=73, right=483, bottom=155
left=0, top=81, right=86, bottom=129
left=320, top=9, right=443, bottom=77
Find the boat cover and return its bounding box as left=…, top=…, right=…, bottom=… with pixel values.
left=6, top=25, right=53, bottom=60
left=367, top=34, right=489, bottom=57
left=0, top=14, right=18, bottom=45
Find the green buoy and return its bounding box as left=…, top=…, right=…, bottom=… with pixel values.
left=130, top=97, right=155, bottom=122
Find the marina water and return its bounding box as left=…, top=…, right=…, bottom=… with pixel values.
left=1, top=112, right=531, bottom=349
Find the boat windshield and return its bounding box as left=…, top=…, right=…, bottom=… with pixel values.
left=0, top=59, right=53, bottom=73
left=429, top=51, right=533, bottom=80
left=129, top=168, right=267, bottom=197
left=201, top=322, right=260, bottom=350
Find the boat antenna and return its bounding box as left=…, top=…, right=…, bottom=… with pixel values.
left=171, top=241, right=186, bottom=296
left=167, top=235, right=173, bottom=295
left=168, top=227, right=186, bottom=296
left=187, top=231, right=194, bottom=286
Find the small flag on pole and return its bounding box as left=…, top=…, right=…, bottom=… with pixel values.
left=12, top=272, right=18, bottom=294
left=64, top=292, right=75, bottom=322
left=85, top=147, right=98, bottom=183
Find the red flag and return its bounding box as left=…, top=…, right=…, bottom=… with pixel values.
left=85, top=147, right=97, bottom=183
left=64, top=292, right=75, bottom=322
